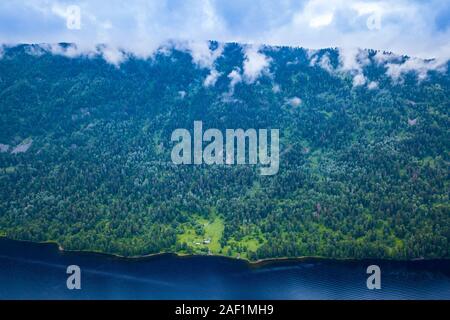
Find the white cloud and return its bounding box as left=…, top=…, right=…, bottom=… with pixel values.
left=309, top=55, right=318, bottom=66
left=222, top=68, right=243, bottom=101
left=294, top=0, right=335, bottom=29
left=178, top=41, right=224, bottom=69
left=242, top=45, right=271, bottom=83
left=373, top=51, right=401, bottom=65
left=203, top=69, right=222, bottom=87
left=228, top=69, right=242, bottom=87
left=310, top=52, right=334, bottom=73
left=99, top=46, right=127, bottom=66
left=36, top=43, right=126, bottom=66
left=272, top=84, right=281, bottom=93
left=178, top=91, right=186, bottom=99
left=0, top=0, right=449, bottom=69
left=352, top=73, right=367, bottom=87
left=24, top=44, right=47, bottom=56
left=287, top=96, right=302, bottom=107
left=367, top=81, right=379, bottom=90
left=267, top=0, right=450, bottom=60
left=408, top=118, right=417, bottom=126
left=50, top=3, right=70, bottom=21
left=42, top=43, right=88, bottom=58
left=309, top=12, right=334, bottom=28
left=386, top=57, right=448, bottom=82
left=338, top=47, right=370, bottom=73
left=338, top=47, right=373, bottom=87
left=319, top=54, right=334, bottom=73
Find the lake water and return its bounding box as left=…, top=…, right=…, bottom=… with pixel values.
left=0, top=238, right=449, bottom=300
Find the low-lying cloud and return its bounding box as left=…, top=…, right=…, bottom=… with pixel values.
left=386, top=57, right=448, bottom=82
left=0, top=0, right=448, bottom=86
left=1, top=0, right=449, bottom=60
left=242, top=45, right=272, bottom=83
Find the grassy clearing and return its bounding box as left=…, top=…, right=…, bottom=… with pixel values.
left=177, top=214, right=264, bottom=259
left=222, top=233, right=265, bottom=259
left=177, top=215, right=224, bottom=254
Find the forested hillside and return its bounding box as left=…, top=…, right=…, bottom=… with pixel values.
left=0, top=42, right=448, bottom=260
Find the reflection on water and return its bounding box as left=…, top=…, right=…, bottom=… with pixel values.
left=0, top=238, right=449, bottom=300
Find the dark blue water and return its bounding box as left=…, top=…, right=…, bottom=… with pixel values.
left=0, top=238, right=449, bottom=300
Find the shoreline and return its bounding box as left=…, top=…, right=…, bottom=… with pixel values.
left=0, top=236, right=444, bottom=266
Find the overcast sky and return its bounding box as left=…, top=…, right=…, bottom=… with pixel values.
left=0, top=0, right=449, bottom=59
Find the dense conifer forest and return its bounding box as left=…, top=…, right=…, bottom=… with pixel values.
left=0, top=42, right=448, bottom=260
